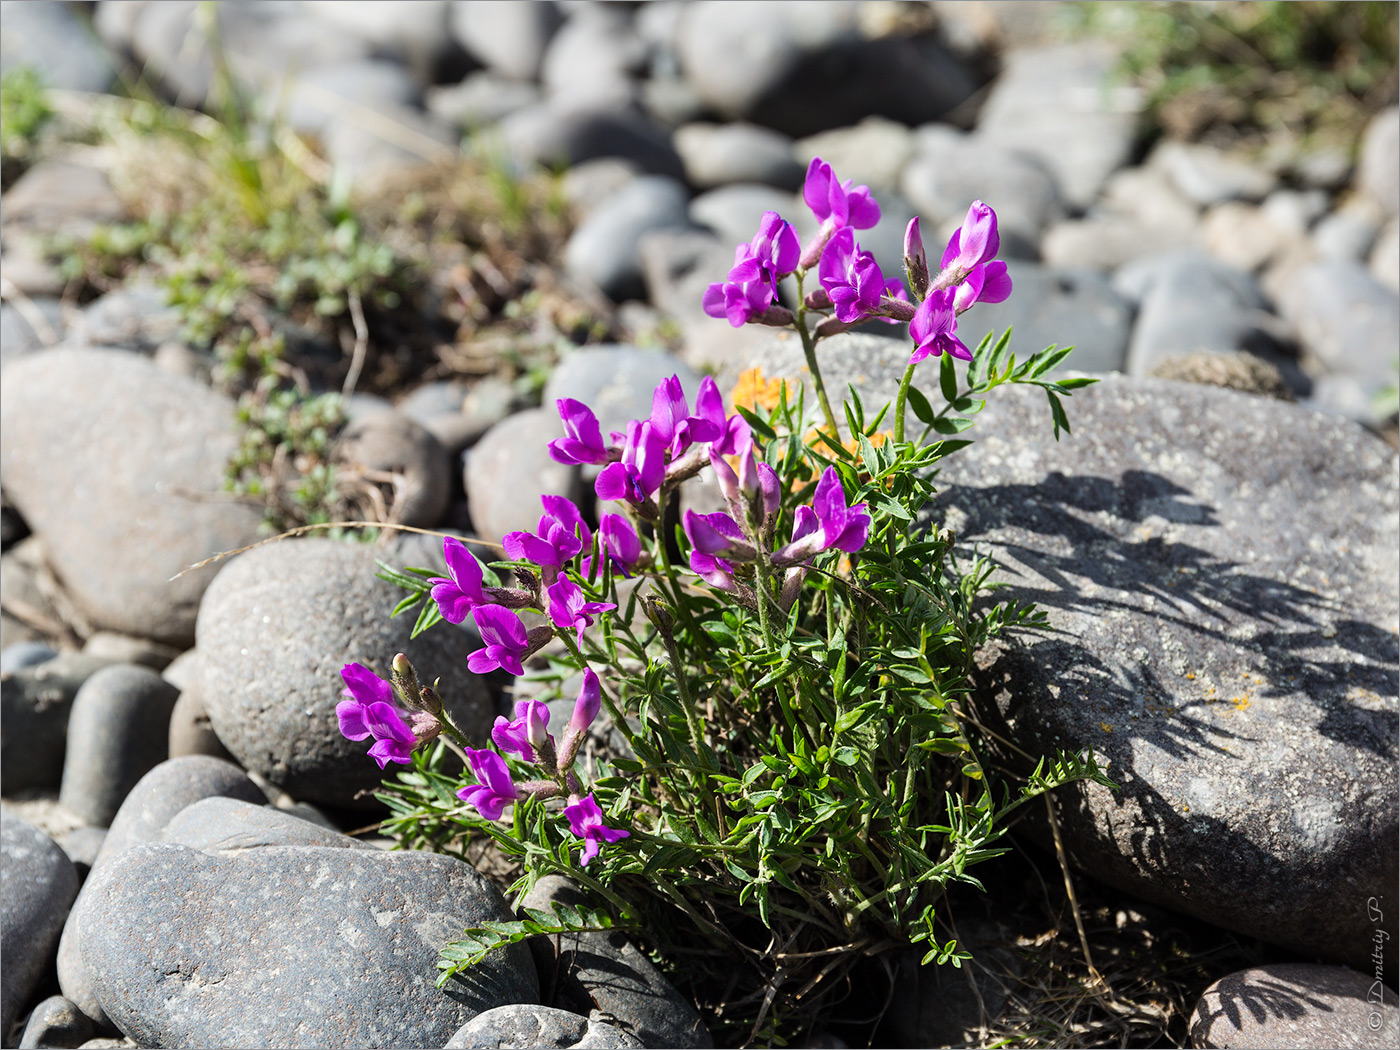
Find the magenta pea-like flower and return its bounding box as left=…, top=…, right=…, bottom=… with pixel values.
left=336, top=662, right=419, bottom=769
left=583, top=512, right=642, bottom=579
left=595, top=419, right=667, bottom=506
left=427, top=537, right=488, bottom=624
left=563, top=791, right=629, bottom=866
left=492, top=699, right=554, bottom=763
left=546, top=576, right=617, bottom=646
left=702, top=276, right=774, bottom=328
left=690, top=549, right=739, bottom=592
left=951, top=260, right=1013, bottom=313
left=939, top=200, right=1001, bottom=285
left=650, top=375, right=723, bottom=459
left=548, top=398, right=611, bottom=466
left=504, top=495, right=591, bottom=569
left=683, top=508, right=755, bottom=560
left=457, top=747, right=522, bottom=821
left=468, top=604, right=531, bottom=676
left=818, top=227, right=890, bottom=324
left=800, top=157, right=881, bottom=267
left=773, top=467, right=870, bottom=564
left=727, top=210, right=801, bottom=294
left=909, top=287, right=972, bottom=364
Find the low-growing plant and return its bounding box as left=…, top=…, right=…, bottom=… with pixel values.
left=336, top=157, right=1112, bottom=1045
left=1, top=66, right=54, bottom=184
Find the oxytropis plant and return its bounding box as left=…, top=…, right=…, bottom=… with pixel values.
left=342, top=157, right=1109, bottom=1044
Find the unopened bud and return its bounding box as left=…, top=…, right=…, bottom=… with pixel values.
left=904, top=217, right=929, bottom=301
left=391, top=653, right=423, bottom=710
left=641, top=593, right=674, bottom=634
left=418, top=682, right=443, bottom=718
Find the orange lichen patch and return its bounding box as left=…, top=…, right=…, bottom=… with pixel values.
left=1231, top=696, right=1250, bottom=711
left=730, top=367, right=797, bottom=414
left=1099, top=722, right=1113, bottom=733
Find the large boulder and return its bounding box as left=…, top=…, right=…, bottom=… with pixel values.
left=0, top=349, right=263, bottom=646
left=927, top=377, right=1397, bottom=978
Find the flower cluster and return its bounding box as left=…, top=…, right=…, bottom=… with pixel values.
left=704, top=155, right=1010, bottom=367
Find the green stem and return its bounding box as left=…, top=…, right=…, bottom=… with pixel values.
left=892, top=360, right=918, bottom=443
left=794, top=268, right=841, bottom=438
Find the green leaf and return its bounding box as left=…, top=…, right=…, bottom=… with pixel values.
left=939, top=352, right=958, bottom=403
left=735, top=405, right=777, bottom=441
left=1046, top=390, right=1071, bottom=440
left=930, top=417, right=973, bottom=435
left=905, top=385, right=935, bottom=425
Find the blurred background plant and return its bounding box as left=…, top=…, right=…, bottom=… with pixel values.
left=1069, top=0, right=1398, bottom=151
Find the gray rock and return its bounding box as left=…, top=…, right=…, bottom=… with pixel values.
left=332, top=411, right=452, bottom=527
left=927, top=377, right=1398, bottom=976
left=281, top=58, right=421, bottom=138
left=17, top=993, right=92, bottom=1050
left=639, top=75, right=708, bottom=132
left=1371, top=219, right=1399, bottom=294
left=635, top=227, right=778, bottom=374
left=158, top=649, right=200, bottom=693
left=0, top=349, right=263, bottom=647
left=58, top=665, right=180, bottom=827
left=197, top=539, right=494, bottom=808
left=1273, top=259, right=1400, bottom=405
left=464, top=408, right=582, bottom=543
left=78, top=844, right=537, bottom=1048
left=166, top=681, right=232, bottom=763
left=1199, top=201, right=1300, bottom=273
left=1098, top=165, right=1202, bottom=231
left=159, top=797, right=371, bottom=854
left=428, top=73, right=543, bottom=130
left=1150, top=351, right=1293, bottom=402
left=1262, top=188, right=1330, bottom=236
left=57, top=757, right=268, bottom=1029
left=1, top=654, right=116, bottom=794
left=796, top=117, right=916, bottom=196
left=1122, top=252, right=1291, bottom=378
left=522, top=876, right=711, bottom=1048
left=1191, top=964, right=1397, bottom=1049
left=299, top=1, right=458, bottom=89
left=687, top=183, right=800, bottom=255
left=397, top=381, right=476, bottom=456
left=79, top=632, right=179, bottom=672
left=1039, top=214, right=1197, bottom=272
left=451, top=0, right=563, bottom=81
left=974, top=42, right=1142, bottom=211
left=500, top=103, right=684, bottom=180
left=460, top=377, right=523, bottom=445
left=1, top=160, right=127, bottom=242
left=1, top=815, right=80, bottom=1038
left=960, top=262, right=1134, bottom=375
left=445, top=1005, right=644, bottom=1049
left=675, top=1, right=975, bottom=138
left=673, top=123, right=804, bottom=191
left=565, top=176, right=692, bottom=302
left=542, top=346, right=705, bottom=445
left=58, top=827, right=105, bottom=880
left=1359, top=106, right=1400, bottom=219
left=1, top=641, right=58, bottom=674
left=1150, top=140, right=1279, bottom=207
left=561, top=158, right=643, bottom=220
left=0, top=298, right=65, bottom=372
left=319, top=104, right=457, bottom=188
left=0, top=0, right=114, bottom=92
left=903, top=125, right=1065, bottom=259
left=539, top=4, right=646, bottom=110
left=72, top=283, right=182, bottom=352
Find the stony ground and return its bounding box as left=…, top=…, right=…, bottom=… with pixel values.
left=1, top=2, right=1397, bottom=1049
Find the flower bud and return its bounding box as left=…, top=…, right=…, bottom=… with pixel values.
left=418, top=682, right=444, bottom=718
left=391, top=653, right=424, bottom=710
left=903, top=217, right=929, bottom=300
left=641, top=593, right=674, bottom=634
left=708, top=445, right=741, bottom=505
left=558, top=668, right=602, bottom=771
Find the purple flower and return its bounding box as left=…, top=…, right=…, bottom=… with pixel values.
left=595, top=419, right=667, bottom=506
left=583, top=513, right=642, bottom=578
left=683, top=509, right=754, bottom=559
left=546, top=576, right=617, bottom=646
left=773, top=467, right=870, bottom=564
left=492, top=699, right=554, bottom=763
left=803, top=157, right=880, bottom=232
left=336, top=662, right=418, bottom=769
left=951, top=260, right=1012, bottom=313
left=649, top=375, right=722, bottom=458
left=548, top=399, right=611, bottom=465
left=908, top=288, right=972, bottom=364
left=727, top=211, right=800, bottom=293
left=818, top=227, right=888, bottom=324
left=563, top=792, right=629, bottom=866
left=503, top=495, right=591, bottom=568
left=457, top=747, right=522, bottom=821
left=939, top=200, right=1000, bottom=286
left=558, top=667, right=601, bottom=767
left=468, top=604, right=531, bottom=676
left=428, top=537, right=487, bottom=624
left=702, top=276, right=774, bottom=328
left=690, top=550, right=739, bottom=592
